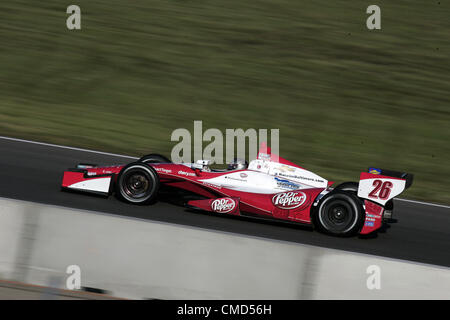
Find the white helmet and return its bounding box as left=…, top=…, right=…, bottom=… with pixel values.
left=227, top=158, right=248, bottom=170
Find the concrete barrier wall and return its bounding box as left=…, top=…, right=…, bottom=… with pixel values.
left=0, top=197, right=448, bottom=299
left=0, top=199, right=24, bottom=279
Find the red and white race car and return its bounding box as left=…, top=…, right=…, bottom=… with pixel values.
left=61, top=143, right=413, bottom=236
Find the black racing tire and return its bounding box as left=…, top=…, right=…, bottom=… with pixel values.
left=115, top=162, right=160, bottom=204
left=313, top=191, right=364, bottom=236
left=334, top=181, right=359, bottom=193
left=138, top=153, right=171, bottom=164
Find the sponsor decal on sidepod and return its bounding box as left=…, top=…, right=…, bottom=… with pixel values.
left=274, top=177, right=300, bottom=190
left=178, top=170, right=196, bottom=177
left=155, top=167, right=172, bottom=174
left=211, top=198, right=236, bottom=213
left=272, top=191, right=307, bottom=209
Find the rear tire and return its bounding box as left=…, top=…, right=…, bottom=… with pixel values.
left=116, top=162, right=159, bottom=204
left=313, top=191, right=364, bottom=236
left=138, top=154, right=171, bottom=164
left=334, top=181, right=358, bottom=193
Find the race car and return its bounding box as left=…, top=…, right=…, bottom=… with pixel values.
left=61, top=143, right=413, bottom=236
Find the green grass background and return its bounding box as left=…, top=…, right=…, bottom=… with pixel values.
left=0, top=1, right=449, bottom=203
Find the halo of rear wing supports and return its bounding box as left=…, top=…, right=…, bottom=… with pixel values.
left=357, top=168, right=414, bottom=206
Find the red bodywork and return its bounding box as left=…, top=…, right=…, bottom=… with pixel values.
left=62, top=163, right=325, bottom=224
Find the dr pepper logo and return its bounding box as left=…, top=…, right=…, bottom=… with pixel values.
left=272, top=191, right=307, bottom=209
left=211, top=198, right=236, bottom=213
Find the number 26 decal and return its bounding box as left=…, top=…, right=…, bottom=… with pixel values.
left=368, top=180, right=393, bottom=200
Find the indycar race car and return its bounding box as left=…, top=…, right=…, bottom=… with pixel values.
left=61, top=143, right=413, bottom=236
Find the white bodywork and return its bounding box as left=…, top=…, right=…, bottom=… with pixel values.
left=358, top=176, right=406, bottom=206
left=199, top=160, right=328, bottom=194
left=68, top=177, right=112, bottom=193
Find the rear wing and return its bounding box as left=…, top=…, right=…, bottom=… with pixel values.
left=358, top=167, right=414, bottom=206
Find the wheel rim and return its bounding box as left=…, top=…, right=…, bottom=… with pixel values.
left=121, top=169, right=152, bottom=200
left=319, top=199, right=356, bottom=233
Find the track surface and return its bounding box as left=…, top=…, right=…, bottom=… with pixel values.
left=0, top=138, right=449, bottom=267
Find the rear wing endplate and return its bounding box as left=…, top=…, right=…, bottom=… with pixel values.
left=358, top=167, right=414, bottom=206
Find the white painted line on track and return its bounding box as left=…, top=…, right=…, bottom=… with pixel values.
left=0, top=136, right=138, bottom=160
left=1, top=135, right=449, bottom=210
left=396, top=198, right=450, bottom=209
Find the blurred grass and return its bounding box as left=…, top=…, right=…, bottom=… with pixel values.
left=0, top=1, right=449, bottom=203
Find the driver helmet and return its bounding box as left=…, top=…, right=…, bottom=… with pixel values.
left=227, top=158, right=248, bottom=170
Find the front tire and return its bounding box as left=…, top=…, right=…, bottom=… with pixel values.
left=138, top=153, right=171, bottom=164
left=313, top=192, right=364, bottom=236
left=116, top=162, right=160, bottom=204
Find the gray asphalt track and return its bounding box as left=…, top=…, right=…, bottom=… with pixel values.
left=0, top=138, right=448, bottom=267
